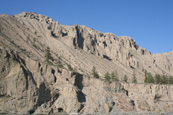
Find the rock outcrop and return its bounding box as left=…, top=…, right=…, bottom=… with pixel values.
left=123, top=83, right=173, bottom=113
left=0, top=12, right=173, bottom=114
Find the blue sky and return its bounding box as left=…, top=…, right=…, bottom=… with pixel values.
left=0, top=0, right=173, bottom=53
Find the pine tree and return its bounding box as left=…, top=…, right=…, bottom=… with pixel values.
left=45, top=47, right=53, bottom=65
left=147, top=72, right=154, bottom=83
left=155, top=74, right=161, bottom=84
left=144, top=70, right=148, bottom=83
left=161, top=75, right=168, bottom=84
left=144, top=71, right=154, bottom=83
left=111, top=71, right=119, bottom=82
left=104, top=72, right=111, bottom=81
left=169, top=76, right=173, bottom=84
left=132, top=71, right=137, bottom=83
left=92, top=66, right=99, bottom=78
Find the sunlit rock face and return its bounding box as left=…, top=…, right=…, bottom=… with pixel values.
left=0, top=12, right=173, bottom=114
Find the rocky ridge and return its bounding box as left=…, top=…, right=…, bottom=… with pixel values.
left=0, top=12, right=173, bottom=114
left=14, top=12, right=173, bottom=80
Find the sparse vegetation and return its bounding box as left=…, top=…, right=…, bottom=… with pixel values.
left=45, top=47, right=54, bottom=65
left=155, top=74, right=161, bottom=84
left=123, top=75, right=128, bottom=82
left=92, top=66, right=99, bottom=78
left=144, top=70, right=154, bottom=83
left=104, top=71, right=120, bottom=82
left=144, top=71, right=173, bottom=85
left=160, top=75, right=168, bottom=84
left=158, top=75, right=173, bottom=84
left=132, top=71, right=137, bottom=83
left=111, top=71, right=119, bottom=82
left=169, top=76, right=173, bottom=84
left=104, top=72, right=111, bottom=81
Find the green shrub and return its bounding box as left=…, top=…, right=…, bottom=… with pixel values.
left=104, top=72, right=111, bottom=81
left=155, top=74, right=161, bottom=84
left=169, top=76, right=173, bottom=84
left=148, top=72, right=154, bottom=83
left=145, top=72, right=154, bottom=83
left=92, top=66, right=99, bottom=78
left=154, top=74, right=173, bottom=84
left=111, top=71, right=119, bottom=82
left=160, top=75, right=168, bottom=84
left=132, top=72, right=137, bottom=83
left=45, top=47, right=53, bottom=65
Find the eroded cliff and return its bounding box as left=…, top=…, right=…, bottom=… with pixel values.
left=0, top=12, right=173, bottom=114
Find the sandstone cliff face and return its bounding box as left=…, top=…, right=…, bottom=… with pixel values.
left=123, top=83, right=173, bottom=113
left=0, top=12, right=173, bottom=114
left=0, top=48, right=124, bottom=114
left=13, top=12, right=173, bottom=81
left=0, top=48, right=38, bottom=113
left=0, top=48, right=173, bottom=114
left=0, top=48, right=81, bottom=114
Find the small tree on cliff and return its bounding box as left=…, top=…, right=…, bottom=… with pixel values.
left=144, top=71, right=154, bottom=83
left=92, top=66, right=99, bottom=78
left=160, top=75, right=168, bottom=84
left=45, top=47, right=53, bottom=65
left=155, top=74, right=161, bottom=84
left=169, top=76, right=173, bottom=84
left=132, top=71, right=137, bottom=83
left=111, top=71, right=119, bottom=82
left=104, top=72, right=111, bottom=81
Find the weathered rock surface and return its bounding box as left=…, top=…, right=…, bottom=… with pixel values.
left=0, top=12, right=172, bottom=81
left=0, top=12, right=173, bottom=114
left=123, top=83, right=173, bottom=113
